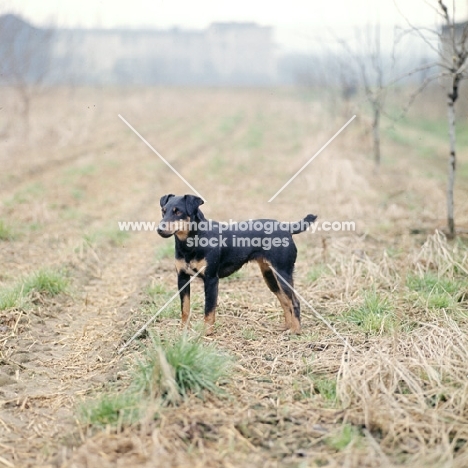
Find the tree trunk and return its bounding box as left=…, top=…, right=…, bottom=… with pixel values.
left=447, top=97, right=456, bottom=238
left=372, top=106, right=381, bottom=167
left=446, top=73, right=460, bottom=238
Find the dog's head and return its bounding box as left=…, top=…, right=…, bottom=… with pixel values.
left=157, top=194, right=205, bottom=239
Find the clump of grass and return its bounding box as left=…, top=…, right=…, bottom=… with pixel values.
left=344, top=290, right=395, bottom=334
left=407, top=272, right=460, bottom=295
left=407, top=272, right=463, bottom=310
left=79, top=392, right=142, bottom=428
left=0, top=219, right=16, bottom=241
left=0, top=287, right=27, bottom=311
left=22, top=268, right=69, bottom=296
left=79, top=333, right=231, bottom=429
left=135, top=333, right=233, bottom=402
left=312, top=376, right=337, bottom=402
left=326, top=424, right=361, bottom=451
left=0, top=268, right=68, bottom=311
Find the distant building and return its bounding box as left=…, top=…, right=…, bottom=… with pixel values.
left=0, top=14, right=277, bottom=86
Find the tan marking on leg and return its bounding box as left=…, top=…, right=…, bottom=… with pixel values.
left=290, top=295, right=301, bottom=334
left=181, top=293, right=190, bottom=327
left=204, top=309, right=216, bottom=335
left=277, top=290, right=294, bottom=330
left=256, top=259, right=294, bottom=330
left=277, top=282, right=301, bottom=334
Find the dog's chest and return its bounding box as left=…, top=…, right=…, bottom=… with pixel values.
left=175, top=257, right=207, bottom=275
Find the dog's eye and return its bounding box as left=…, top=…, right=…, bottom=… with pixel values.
left=174, top=209, right=182, bottom=216
left=162, top=208, right=166, bottom=215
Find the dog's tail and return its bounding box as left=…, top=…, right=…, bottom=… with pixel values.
left=290, top=214, right=318, bottom=235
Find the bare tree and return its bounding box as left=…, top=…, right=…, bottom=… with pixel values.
left=437, top=0, right=468, bottom=237
left=395, top=0, right=468, bottom=237
left=334, top=24, right=392, bottom=168
left=0, top=14, right=53, bottom=138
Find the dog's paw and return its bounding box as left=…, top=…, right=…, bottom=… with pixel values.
left=204, top=325, right=214, bottom=336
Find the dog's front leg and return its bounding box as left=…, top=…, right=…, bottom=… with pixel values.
left=178, top=270, right=191, bottom=328
left=203, top=275, right=219, bottom=335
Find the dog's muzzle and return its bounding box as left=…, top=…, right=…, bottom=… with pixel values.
left=157, top=221, right=175, bottom=238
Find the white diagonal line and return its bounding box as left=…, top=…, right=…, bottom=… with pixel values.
left=268, top=115, right=356, bottom=202
left=269, top=265, right=353, bottom=350
left=118, top=114, right=206, bottom=201
left=118, top=266, right=206, bottom=354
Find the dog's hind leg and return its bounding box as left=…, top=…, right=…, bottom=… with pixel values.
left=257, top=259, right=300, bottom=333
left=276, top=271, right=301, bottom=334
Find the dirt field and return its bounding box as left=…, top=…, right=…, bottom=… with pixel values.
left=0, top=87, right=468, bottom=467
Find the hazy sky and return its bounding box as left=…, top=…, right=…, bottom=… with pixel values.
left=3, top=0, right=468, bottom=51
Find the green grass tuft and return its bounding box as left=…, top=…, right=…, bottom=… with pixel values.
left=407, top=273, right=460, bottom=295
left=135, top=333, right=233, bottom=401
left=0, top=287, right=27, bottom=311
left=345, top=290, right=395, bottom=334
left=407, top=273, right=463, bottom=310
left=312, top=376, right=337, bottom=402
left=0, top=268, right=68, bottom=311
left=79, top=392, right=142, bottom=428
left=79, top=333, right=231, bottom=430
left=22, top=269, right=69, bottom=297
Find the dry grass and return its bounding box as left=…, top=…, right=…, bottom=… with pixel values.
left=0, top=87, right=467, bottom=467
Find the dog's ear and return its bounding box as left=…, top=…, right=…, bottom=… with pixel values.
left=184, top=195, right=204, bottom=217
left=160, top=194, right=175, bottom=208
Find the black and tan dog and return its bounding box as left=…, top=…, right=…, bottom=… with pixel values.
left=157, top=194, right=317, bottom=334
